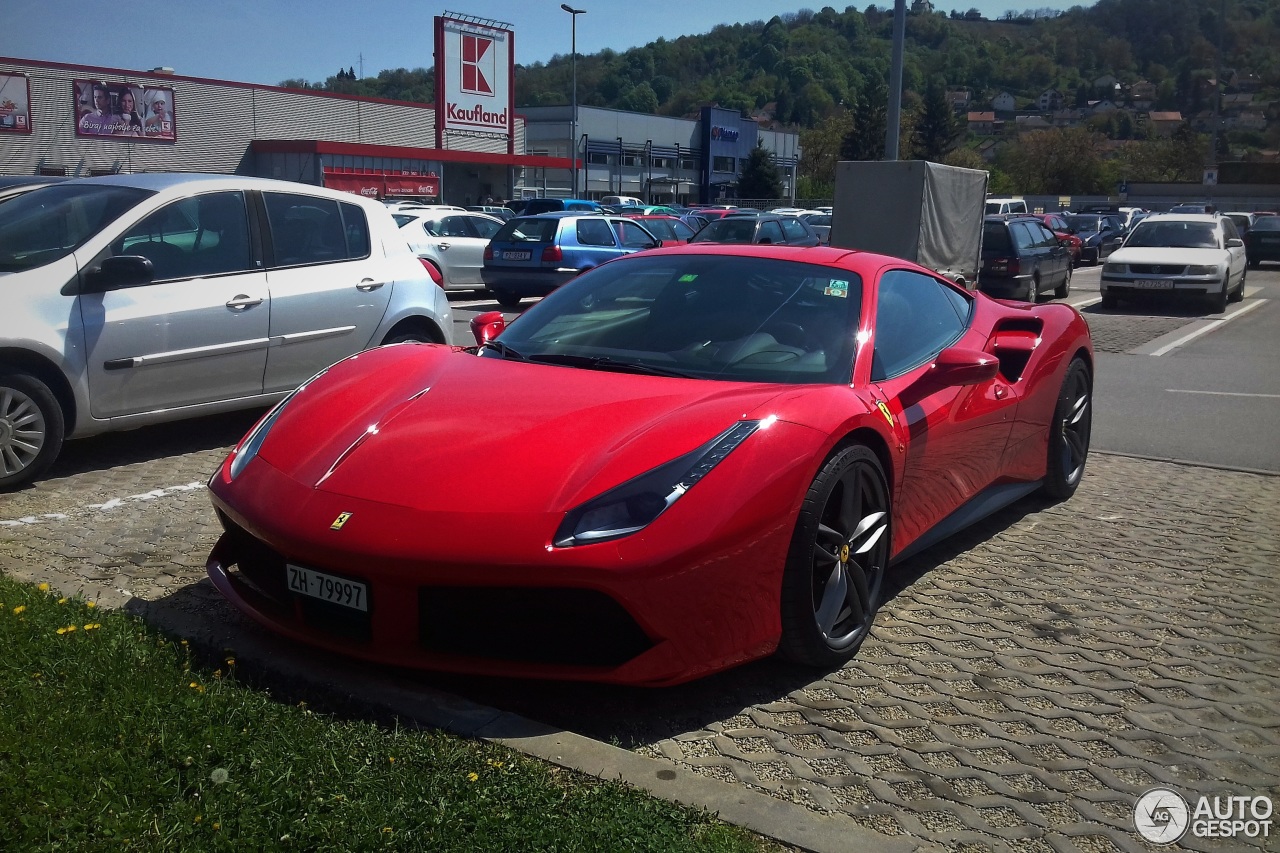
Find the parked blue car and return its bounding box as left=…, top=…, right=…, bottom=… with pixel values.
left=517, top=198, right=603, bottom=215
left=481, top=213, right=661, bottom=307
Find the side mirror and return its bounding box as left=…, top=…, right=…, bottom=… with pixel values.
left=923, top=347, right=1000, bottom=387
left=81, top=255, right=153, bottom=292
left=470, top=310, right=506, bottom=346
left=1227, top=237, right=1244, bottom=248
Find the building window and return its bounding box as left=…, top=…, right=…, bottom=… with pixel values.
left=38, top=166, right=67, bottom=176
left=623, top=154, right=642, bottom=167
left=712, top=156, right=736, bottom=173
left=651, top=156, right=671, bottom=169
left=681, top=157, right=697, bottom=171
left=588, top=152, right=610, bottom=165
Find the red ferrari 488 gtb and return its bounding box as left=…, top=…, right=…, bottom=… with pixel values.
left=207, top=244, right=1093, bottom=685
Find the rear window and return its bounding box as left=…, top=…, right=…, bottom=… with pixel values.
left=982, top=221, right=1013, bottom=253
left=493, top=217, right=559, bottom=243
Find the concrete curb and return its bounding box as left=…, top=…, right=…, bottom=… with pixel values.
left=128, top=589, right=929, bottom=853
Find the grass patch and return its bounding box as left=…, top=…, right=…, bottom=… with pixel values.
left=0, top=576, right=771, bottom=851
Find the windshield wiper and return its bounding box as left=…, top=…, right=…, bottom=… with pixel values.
left=482, top=339, right=528, bottom=361
left=529, top=353, right=693, bottom=378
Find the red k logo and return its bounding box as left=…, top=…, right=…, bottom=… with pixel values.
left=461, top=34, right=494, bottom=96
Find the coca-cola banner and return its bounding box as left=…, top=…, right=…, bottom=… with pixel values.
left=323, top=171, right=441, bottom=199
left=74, top=79, right=176, bottom=141
left=0, top=73, right=32, bottom=134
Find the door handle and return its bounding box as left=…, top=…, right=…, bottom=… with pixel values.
left=438, top=242, right=451, bottom=251
left=356, top=279, right=386, bottom=292
left=226, top=295, right=263, bottom=309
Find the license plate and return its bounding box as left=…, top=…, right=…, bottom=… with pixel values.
left=501, top=250, right=531, bottom=261
left=1133, top=279, right=1175, bottom=289
left=288, top=565, right=368, bottom=611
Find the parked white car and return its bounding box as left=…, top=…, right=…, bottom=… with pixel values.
left=1101, top=214, right=1246, bottom=312
left=0, top=173, right=453, bottom=489
left=393, top=210, right=504, bottom=291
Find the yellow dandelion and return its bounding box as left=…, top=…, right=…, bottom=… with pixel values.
left=84, top=623, right=101, bottom=631
left=64, top=624, right=77, bottom=633
left=193, top=815, right=202, bottom=824
left=180, top=638, right=187, bottom=645
left=86, top=601, right=96, bottom=608
left=213, top=823, right=221, bottom=831
left=382, top=827, right=393, bottom=834
left=38, top=583, right=49, bottom=592
left=213, top=669, right=222, bottom=679
left=57, top=598, right=67, bottom=604
left=225, top=657, right=236, bottom=667
left=189, top=681, right=199, bottom=688
left=487, top=759, right=504, bottom=768
left=467, top=772, right=479, bottom=782
left=56, top=627, right=67, bottom=635
left=12, top=605, right=26, bottom=615
left=388, top=756, right=396, bottom=763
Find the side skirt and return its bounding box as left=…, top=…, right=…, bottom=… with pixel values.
left=891, top=480, right=1043, bottom=566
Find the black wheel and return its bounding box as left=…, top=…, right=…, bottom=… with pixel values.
left=1229, top=268, right=1245, bottom=303
left=1208, top=275, right=1229, bottom=314
left=1100, top=291, right=1118, bottom=309
left=494, top=291, right=522, bottom=309
left=1040, top=358, right=1091, bottom=501
left=1054, top=264, right=1072, bottom=299
left=1026, top=275, right=1040, bottom=302
left=0, top=369, right=65, bottom=491
left=779, top=445, right=891, bottom=668
left=381, top=325, right=442, bottom=345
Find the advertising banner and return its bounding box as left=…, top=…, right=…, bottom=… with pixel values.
left=0, top=73, right=32, bottom=134
left=435, top=15, right=514, bottom=145
left=74, top=79, right=176, bottom=141
left=323, top=172, right=440, bottom=199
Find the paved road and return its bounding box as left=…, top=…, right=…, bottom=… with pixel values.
left=3, top=270, right=1279, bottom=852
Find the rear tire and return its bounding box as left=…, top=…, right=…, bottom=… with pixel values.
left=1100, top=291, right=1117, bottom=309
left=0, top=369, right=65, bottom=491
left=1041, top=358, right=1092, bottom=501
left=779, top=445, right=890, bottom=669
left=494, top=291, right=522, bottom=309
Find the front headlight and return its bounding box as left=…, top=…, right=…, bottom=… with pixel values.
left=1187, top=265, right=1219, bottom=275
left=227, top=367, right=330, bottom=480
left=554, top=420, right=764, bottom=547
left=1102, top=263, right=1126, bottom=275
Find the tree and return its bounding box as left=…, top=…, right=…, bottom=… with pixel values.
left=999, top=127, right=1107, bottom=194
left=738, top=142, right=784, bottom=199
left=914, top=82, right=962, bottom=160
left=841, top=81, right=887, bottom=161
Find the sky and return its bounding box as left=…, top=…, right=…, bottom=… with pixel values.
left=3, top=0, right=1089, bottom=88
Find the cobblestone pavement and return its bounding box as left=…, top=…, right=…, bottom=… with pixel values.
left=1077, top=309, right=1191, bottom=354
left=1, top=414, right=1278, bottom=852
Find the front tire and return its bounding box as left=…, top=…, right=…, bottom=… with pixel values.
left=779, top=445, right=891, bottom=668
left=1208, top=275, right=1229, bottom=314
left=1054, top=265, right=1072, bottom=299
left=1040, top=358, right=1092, bottom=501
left=1229, top=268, right=1245, bottom=303
left=0, top=370, right=65, bottom=491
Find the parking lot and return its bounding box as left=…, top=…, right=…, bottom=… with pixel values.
left=2, top=270, right=1278, bottom=853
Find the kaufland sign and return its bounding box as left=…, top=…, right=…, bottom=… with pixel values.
left=435, top=16, right=513, bottom=145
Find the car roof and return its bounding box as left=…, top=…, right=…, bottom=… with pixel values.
left=1136, top=213, right=1220, bottom=224
left=31, top=172, right=393, bottom=210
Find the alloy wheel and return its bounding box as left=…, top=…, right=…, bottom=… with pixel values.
left=0, top=385, right=47, bottom=479
left=1057, top=367, right=1091, bottom=487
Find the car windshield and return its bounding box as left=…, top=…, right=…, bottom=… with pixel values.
left=1125, top=221, right=1220, bottom=249
left=486, top=254, right=862, bottom=385
left=1251, top=216, right=1280, bottom=232
left=0, top=183, right=152, bottom=273
left=492, top=217, right=558, bottom=243
left=1064, top=215, right=1102, bottom=233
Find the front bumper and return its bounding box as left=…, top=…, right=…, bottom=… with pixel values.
left=1100, top=272, right=1224, bottom=299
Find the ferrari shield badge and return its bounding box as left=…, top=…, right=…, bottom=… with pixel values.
left=876, top=399, right=895, bottom=427
left=330, top=512, right=353, bottom=530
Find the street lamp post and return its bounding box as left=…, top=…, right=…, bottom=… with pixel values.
left=561, top=4, right=585, bottom=197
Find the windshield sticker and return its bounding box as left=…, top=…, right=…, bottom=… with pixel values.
left=825, top=279, right=849, bottom=298
left=678, top=274, right=698, bottom=282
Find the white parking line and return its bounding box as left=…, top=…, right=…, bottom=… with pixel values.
left=0, top=481, right=204, bottom=528
left=1166, top=389, right=1280, bottom=398
left=1067, top=295, right=1101, bottom=310
left=1147, top=299, right=1266, bottom=356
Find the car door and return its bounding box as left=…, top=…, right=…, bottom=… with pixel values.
left=1221, top=218, right=1246, bottom=283
left=448, top=214, right=502, bottom=286
left=80, top=189, right=269, bottom=419
left=612, top=218, right=660, bottom=254
left=867, top=268, right=1018, bottom=551
left=260, top=191, right=394, bottom=394
left=756, top=219, right=786, bottom=245
left=1031, top=221, right=1068, bottom=290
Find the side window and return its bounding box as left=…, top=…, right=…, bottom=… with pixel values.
left=264, top=193, right=348, bottom=267
left=439, top=215, right=472, bottom=238
left=115, top=190, right=252, bottom=280
left=872, top=269, right=972, bottom=381
left=576, top=218, right=617, bottom=247
left=468, top=215, right=502, bottom=239
left=758, top=220, right=785, bottom=244
left=1010, top=201, right=1028, bottom=214
left=1010, top=222, right=1036, bottom=254
left=615, top=220, right=656, bottom=248
left=672, top=220, right=695, bottom=241
left=780, top=218, right=808, bottom=240
left=1222, top=219, right=1239, bottom=241
left=1032, top=223, right=1057, bottom=249
left=339, top=202, right=370, bottom=259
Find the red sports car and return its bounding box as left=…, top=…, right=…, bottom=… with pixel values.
left=206, top=245, right=1093, bottom=686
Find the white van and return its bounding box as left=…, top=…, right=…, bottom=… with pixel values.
left=600, top=195, right=643, bottom=207
left=985, top=197, right=1028, bottom=215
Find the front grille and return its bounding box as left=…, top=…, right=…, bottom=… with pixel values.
left=419, top=586, right=653, bottom=667
left=1128, top=264, right=1186, bottom=275
left=217, top=510, right=289, bottom=605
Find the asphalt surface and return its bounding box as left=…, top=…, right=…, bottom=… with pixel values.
left=3, top=271, right=1279, bottom=853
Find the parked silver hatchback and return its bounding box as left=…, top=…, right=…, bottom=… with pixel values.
left=0, top=173, right=454, bottom=489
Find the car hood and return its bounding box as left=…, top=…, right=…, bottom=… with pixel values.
left=256, top=346, right=794, bottom=513
left=1109, top=246, right=1229, bottom=266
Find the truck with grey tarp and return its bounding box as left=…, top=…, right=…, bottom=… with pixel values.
left=829, top=160, right=988, bottom=289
